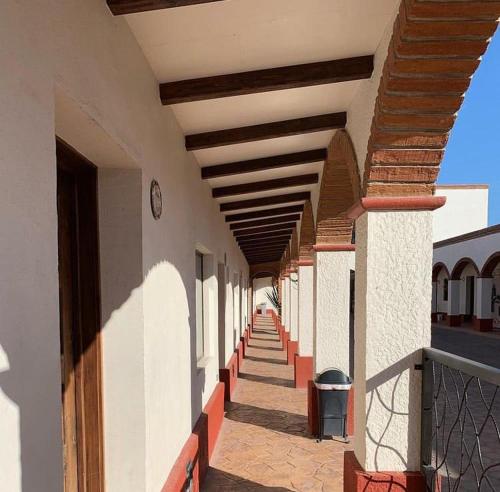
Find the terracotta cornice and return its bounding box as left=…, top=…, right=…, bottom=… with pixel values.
left=289, top=267, right=298, bottom=273
left=347, top=196, right=446, bottom=219
left=297, top=259, right=314, bottom=266
left=313, top=244, right=355, bottom=252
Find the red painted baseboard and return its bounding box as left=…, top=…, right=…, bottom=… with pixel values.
left=447, top=314, right=461, bottom=327
left=343, top=451, right=425, bottom=491
left=219, top=352, right=238, bottom=402
left=162, top=383, right=225, bottom=492
left=287, top=340, right=298, bottom=365
left=294, top=355, right=313, bottom=389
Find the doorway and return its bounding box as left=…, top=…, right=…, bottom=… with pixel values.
left=465, top=275, right=475, bottom=321
left=57, top=139, right=104, bottom=492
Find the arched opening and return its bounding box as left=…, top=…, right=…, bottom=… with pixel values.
left=450, top=258, right=481, bottom=324
left=481, top=252, right=500, bottom=278
left=316, top=130, right=361, bottom=245
left=432, top=263, right=450, bottom=322
left=480, top=252, right=500, bottom=329
left=299, top=200, right=315, bottom=264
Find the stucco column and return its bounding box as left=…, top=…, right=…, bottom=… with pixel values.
left=289, top=271, right=299, bottom=340
left=298, top=261, right=314, bottom=356
left=313, top=245, right=354, bottom=377
left=283, top=276, right=290, bottom=330
left=475, top=277, right=493, bottom=331
left=348, top=196, right=445, bottom=475
left=447, top=279, right=461, bottom=326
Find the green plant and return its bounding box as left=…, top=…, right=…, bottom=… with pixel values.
left=265, top=284, right=281, bottom=316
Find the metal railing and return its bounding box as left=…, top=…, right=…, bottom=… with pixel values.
left=421, top=348, right=500, bottom=491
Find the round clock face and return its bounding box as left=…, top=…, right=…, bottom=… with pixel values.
left=150, top=179, right=162, bottom=220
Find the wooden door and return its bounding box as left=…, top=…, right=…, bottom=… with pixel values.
left=57, top=139, right=104, bottom=492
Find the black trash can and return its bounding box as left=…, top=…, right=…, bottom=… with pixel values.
left=314, top=368, right=352, bottom=442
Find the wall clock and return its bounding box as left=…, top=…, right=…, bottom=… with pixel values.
left=150, top=179, right=162, bottom=220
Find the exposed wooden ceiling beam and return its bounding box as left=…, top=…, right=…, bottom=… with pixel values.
left=230, top=214, right=300, bottom=231
left=160, top=56, right=374, bottom=104
left=107, top=0, right=224, bottom=15
left=188, top=113, right=345, bottom=150
left=201, top=148, right=326, bottom=178
left=248, top=257, right=282, bottom=265
left=245, top=251, right=284, bottom=259
left=234, top=223, right=295, bottom=238
left=248, top=258, right=282, bottom=265
left=220, top=192, right=311, bottom=212
left=237, top=236, right=290, bottom=247
left=242, top=250, right=286, bottom=258
left=237, top=231, right=292, bottom=242
left=225, top=204, right=304, bottom=223
left=240, top=241, right=288, bottom=250
left=213, top=174, right=318, bottom=198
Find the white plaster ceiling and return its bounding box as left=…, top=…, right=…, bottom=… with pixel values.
left=125, top=0, right=399, bottom=258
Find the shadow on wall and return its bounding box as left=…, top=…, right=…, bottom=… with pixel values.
left=0, top=179, right=206, bottom=492
left=365, top=351, right=422, bottom=472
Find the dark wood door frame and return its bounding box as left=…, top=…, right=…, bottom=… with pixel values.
left=57, top=138, right=104, bottom=492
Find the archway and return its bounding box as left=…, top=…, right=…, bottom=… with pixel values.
left=299, top=200, right=315, bottom=264
left=316, top=130, right=361, bottom=245
left=449, top=258, right=481, bottom=324
left=432, top=262, right=450, bottom=321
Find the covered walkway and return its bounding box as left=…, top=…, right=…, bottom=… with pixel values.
left=204, top=314, right=349, bottom=491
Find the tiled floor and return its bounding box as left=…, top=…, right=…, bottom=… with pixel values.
left=203, top=315, right=350, bottom=491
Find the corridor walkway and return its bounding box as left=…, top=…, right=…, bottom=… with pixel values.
left=203, top=314, right=350, bottom=491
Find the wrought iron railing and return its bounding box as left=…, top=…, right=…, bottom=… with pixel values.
left=421, top=348, right=500, bottom=491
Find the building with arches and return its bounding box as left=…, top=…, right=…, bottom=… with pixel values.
left=432, top=224, right=500, bottom=331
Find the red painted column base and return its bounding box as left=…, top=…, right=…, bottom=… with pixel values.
left=447, top=314, right=461, bottom=327
left=282, top=331, right=290, bottom=351
left=473, top=316, right=493, bottom=332
left=287, top=340, right=298, bottom=365
left=343, top=451, right=425, bottom=492
left=162, top=383, right=225, bottom=492
left=236, top=341, right=244, bottom=372
left=307, top=380, right=318, bottom=436
left=294, top=355, right=313, bottom=389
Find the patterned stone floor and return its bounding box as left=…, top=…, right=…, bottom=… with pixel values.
left=203, top=314, right=350, bottom=491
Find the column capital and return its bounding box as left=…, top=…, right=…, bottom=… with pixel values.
left=347, top=196, right=446, bottom=219
left=297, top=259, right=314, bottom=266
left=313, top=244, right=355, bottom=252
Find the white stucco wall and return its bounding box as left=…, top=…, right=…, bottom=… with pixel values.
left=433, top=186, right=489, bottom=242
left=0, top=1, right=248, bottom=491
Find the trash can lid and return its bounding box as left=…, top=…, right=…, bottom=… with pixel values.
left=315, top=368, right=351, bottom=385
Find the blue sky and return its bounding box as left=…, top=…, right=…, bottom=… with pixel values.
left=439, top=31, right=500, bottom=226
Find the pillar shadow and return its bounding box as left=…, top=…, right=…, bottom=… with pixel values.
left=238, top=372, right=293, bottom=388
left=247, top=345, right=283, bottom=352
left=224, top=402, right=309, bottom=438
left=203, top=467, right=292, bottom=491
left=244, top=355, right=287, bottom=365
